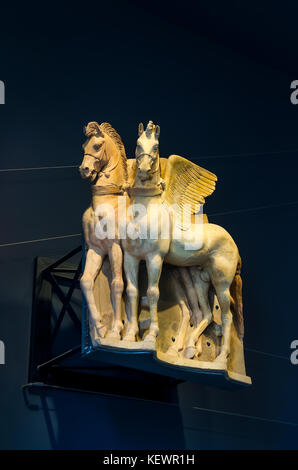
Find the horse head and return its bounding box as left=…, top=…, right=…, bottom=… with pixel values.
left=135, top=121, right=160, bottom=182
left=79, top=121, right=126, bottom=183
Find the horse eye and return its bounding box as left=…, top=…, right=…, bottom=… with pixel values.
left=93, top=144, right=101, bottom=152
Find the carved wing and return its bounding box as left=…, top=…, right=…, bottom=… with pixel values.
left=163, top=154, right=217, bottom=221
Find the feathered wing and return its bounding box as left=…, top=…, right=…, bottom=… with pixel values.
left=163, top=154, right=217, bottom=225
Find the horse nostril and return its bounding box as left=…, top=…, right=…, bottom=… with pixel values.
left=84, top=167, right=89, bottom=171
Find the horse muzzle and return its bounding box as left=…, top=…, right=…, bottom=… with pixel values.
left=137, top=167, right=152, bottom=182
left=79, top=166, right=98, bottom=182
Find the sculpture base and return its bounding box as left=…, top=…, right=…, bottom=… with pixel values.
left=157, top=351, right=251, bottom=385
left=84, top=258, right=252, bottom=388
left=97, top=337, right=156, bottom=351
left=83, top=343, right=251, bottom=388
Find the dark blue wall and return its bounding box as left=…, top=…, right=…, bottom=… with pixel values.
left=0, top=1, right=298, bottom=449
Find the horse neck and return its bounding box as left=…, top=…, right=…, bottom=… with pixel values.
left=130, top=192, right=162, bottom=209
left=91, top=142, right=126, bottom=210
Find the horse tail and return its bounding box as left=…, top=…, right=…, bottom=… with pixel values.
left=230, top=256, right=244, bottom=340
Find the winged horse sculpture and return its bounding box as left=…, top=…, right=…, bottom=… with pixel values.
left=123, top=121, right=243, bottom=368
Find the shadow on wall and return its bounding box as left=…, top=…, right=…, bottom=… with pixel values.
left=23, top=385, right=186, bottom=450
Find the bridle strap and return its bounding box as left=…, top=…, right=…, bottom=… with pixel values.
left=127, top=185, right=163, bottom=197
left=136, top=151, right=160, bottom=175
left=136, top=152, right=154, bottom=159
left=83, top=150, right=120, bottom=176
left=92, top=184, right=124, bottom=196
left=84, top=153, right=99, bottom=159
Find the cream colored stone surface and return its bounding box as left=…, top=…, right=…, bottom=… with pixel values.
left=80, top=120, right=251, bottom=385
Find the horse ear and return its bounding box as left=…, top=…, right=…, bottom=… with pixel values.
left=155, top=125, right=160, bottom=139
left=138, top=122, right=144, bottom=136
left=84, top=121, right=103, bottom=138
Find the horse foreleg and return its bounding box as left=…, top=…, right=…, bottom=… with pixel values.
left=106, top=242, right=124, bottom=340
left=123, top=252, right=140, bottom=342
left=143, top=253, right=163, bottom=348
left=184, top=267, right=212, bottom=359
left=80, top=247, right=106, bottom=339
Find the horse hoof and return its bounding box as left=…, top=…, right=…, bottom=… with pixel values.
left=165, top=346, right=179, bottom=360
left=214, top=352, right=228, bottom=368
left=123, top=331, right=137, bottom=342
left=184, top=346, right=196, bottom=359
left=106, top=330, right=121, bottom=340
left=96, top=324, right=107, bottom=338
left=142, top=334, right=156, bottom=350
left=144, top=333, right=156, bottom=342
left=142, top=341, right=155, bottom=351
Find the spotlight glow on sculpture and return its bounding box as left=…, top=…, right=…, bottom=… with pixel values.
left=79, top=121, right=251, bottom=386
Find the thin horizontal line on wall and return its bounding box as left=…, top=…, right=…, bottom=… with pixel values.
left=210, top=200, right=298, bottom=218
left=0, top=148, right=297, bottom=173
left=0, top=233, right=81, bottom=248
left=245, top=347, right=289, bottom=361
left=24, top=382, right=298, bottom=429
left=0, top=165, right=78, bottom=172
left=191, top=406, right=298, bottom=428
left=198, top=148, right=298, bottom=160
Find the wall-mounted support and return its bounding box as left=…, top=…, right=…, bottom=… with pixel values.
left=27, top=248, right=181, bottom=403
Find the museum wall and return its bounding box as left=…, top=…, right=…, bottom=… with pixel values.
left=0, top=2, right=297, bottom=449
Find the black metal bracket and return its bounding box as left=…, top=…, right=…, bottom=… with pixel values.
left=29, top=246, right=83, bottom=382
left=27, top=246, right=181, bottom=403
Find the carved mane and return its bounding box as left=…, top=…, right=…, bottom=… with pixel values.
left=100, top=122, right=128, bottom=182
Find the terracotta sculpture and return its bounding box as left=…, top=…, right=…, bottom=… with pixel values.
left=79, top=121, right=251, bottom=385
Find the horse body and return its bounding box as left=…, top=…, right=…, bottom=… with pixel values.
left=165, top=222, right=241, bottom=362
left=166, top=223, right=238, bottom=268
left=123, top=196, right=170, bottom=259
left=122, top=196, right=171, bottom=343
left=79, top=122, right=128, bottom=342
left=123, top=121, right=243, bottom=367
left=122, top=122, right=171, bottom=345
